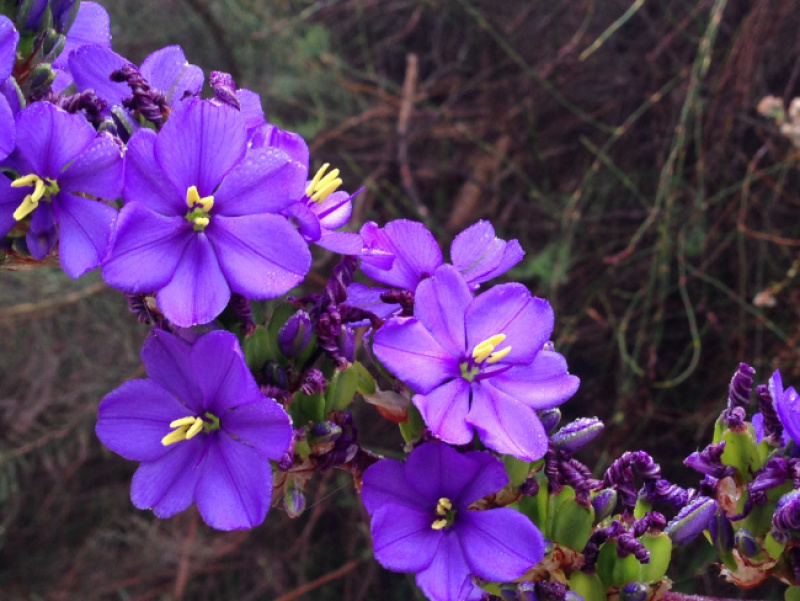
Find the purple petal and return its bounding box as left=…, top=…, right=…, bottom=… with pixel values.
left=465, top=284, right=553, bottom=366
left=68, top=45, right=129, bottom=106
left=359, top=220, right=443, bottom=289
left=221, top=400, right=292, bottom=460
left=214, top=147, right=306, bottom=216
left=123, top=128, right=184, bottom=213
left=140, top=45, right=204, bottom=105
left=286, top=201, right=321, bottom=241
left=405, top=443, right=504, bottom=506
left=53, top=192, right=117, bottom=278
left=415, top=533, right=473, bottom=601
left=15, top=103, right=94, bottom=177
left=251, top=124, right=309, bottom=166
left=156, top=232, right=230, bottom=327
left=361, top=458, right=425, bottom=515
left=0, top=95, right=13, bottom=162
left=141, top=329, right=203, bottom=411
left=54, top=1, right=111, bottom=68
left=237, top=89, right=265, bottom=131
left=0, top=177, right=26, bottom=238
left=130, top=436, right=205, bottom=518
left=188, top=330, right=259, bottom=414
left=459, top=509, right=545, bottom=581
left=451, top=221, right=524, bottom=286
left=155, top=101, right=247, bottom=198
left=96, top=379, right=189, bottom=462
left=490, top=350, right=580, bottom=409
left=315, top=230, right=364, bottom=254
left=0, top=17, right=18, bottom=82
left=59, top=132, right=123, bottom=199
left=210, top=213, right=311, bottom=298
left=27, top=202, right=56, bottom=258
left=344, top=283, right=400, bottom=321
left=313, top=190, right=352, bottom=230
left=194, top=432, right=274, bottom=530
left=370, top=503, right=440, bottom=572
left=467, top=382, right=549, bottom=460
left=413, top=379, right=473, bottom=446
left=414, top=264, right=472, bottom=357
left=373, top=317, right=460, bottom=393
left=774, top=371, right=800, bottom=444
left=102, top=203, right=188, bottom=293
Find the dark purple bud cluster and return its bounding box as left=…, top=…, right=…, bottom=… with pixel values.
left=581, top=519, right=650, bottom=573
left=229, top=293, right=256, bottom=336
left=43, top=89, right=107, bottom=127
left=602, top=451, right=661, bottom=513
left=772, top=490, right=800, bottom=543
left=543, top=445, right=601, bottom=506
left=110, top=63, right=170, bottom=127
left=301, top=368, right=326, bottom=395
left=379, top=288, right=415, bottom=316
left=209, top=71, right=240, bottom=110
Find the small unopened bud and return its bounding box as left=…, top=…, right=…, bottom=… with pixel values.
left=735, top=529, right=761, bottom=558
left=538, top=408, right=561, bottom=435
left=665, top=496, right=717, bottom=545
left=41, top=29, right=64, bottom=60
left=709, top=511, right=734, bottom=554
left=591, top=489, right=618, bottom=521
left=515, top=582, right=538, bottom=601
left=261, top=360, right=288, bottom=391
left=284, top=479, right=306, bottom=518
left=310, top=421, right=342, bottom=445
left=28, top=62, right=55, bottom=94
left=498, top=584, right=520, bottom=601
left=278, top=310, right=313, bottom=359
left=620, top=582, right=648, bottom=601
left=552, top=417, right=604, bottom=452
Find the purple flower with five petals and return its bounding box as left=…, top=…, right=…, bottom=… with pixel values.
left=102, top=100, right=312, bottom=327
left=95, top=329, right=293, bottom=530
left=373, top=264, right=579, bottom=460
left=361, top=443, right=545, bottom=601
left=0, top=102, right=122, bottom=276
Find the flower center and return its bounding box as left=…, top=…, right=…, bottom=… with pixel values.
left=161, top=411, right=221, bottom=446
left=305, top=163, right=342, bottom=204
left=11, top=174, right=60, bottom=221
left=185, top=185, right=214, bottom=231
left=460, top=333, right=511, bottom=381
left=431, top=497, right=456, bottom=530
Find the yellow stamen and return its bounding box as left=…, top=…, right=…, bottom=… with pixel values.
left=305, top=163, right=343, bottom=203
left=161, top=416, right=205, bottom=446
left=431, top=519, right=448, bottom=530
left=435, top=497, right=453, bottom=515
left=472, top=333, right=506, bottom=363
left=186, top=185, right=214, bottom=211
left=487, top=346, right=512, bottom=364
left=11, top=174, right=49, bottom=221
left=192, top=216, right=210, bottom=228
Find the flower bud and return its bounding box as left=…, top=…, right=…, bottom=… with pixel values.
left=310, top=421, right=342, bottom=445
left=620, top=582, right=648, bottom=601
left=516, top=582, right=538, bottom=601
left=665, top=496, right=717, bottom=545
left=773, top=489, right=800, bottom=543
left=498, top=584, right=520, bottom=601
left=40, top=28, right=64, bottom=61
left=284, top=478, right=306, bottom=518
left=538, top=408, right=561, bottom=435
left=27, top=62, right=55, bottom=94
left=278, top=310, right=313, bottom=359
left=709, top=511, right=734, bottom=555
left=552, top=417, right=604, bottom=452
left=564, top=593, right=585, bottom=601
left=591, top=488, right=618, bottom=521
left=735, top=529, right=761, bottom=558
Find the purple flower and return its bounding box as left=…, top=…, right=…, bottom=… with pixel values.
left=53, top=2, right=111, bottom=68
left=772, top=370, right=800, bottom=446
left=373, top=264, right=579, bottom=460
left=360, top=219, right=524, bottom=290
left=102, top=100, right=312, bottom=326
left=0, top=102, right=122, bottom=276
left=0, top=16, right=19, bottom=162
left=95, top=329, right=293, bottom=530
left=361, top=443, right=545, bottom=601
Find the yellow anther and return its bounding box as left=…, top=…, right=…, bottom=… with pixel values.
left=12, top=195, right=39, bottom=221
left=305, top=163, right=343, bottom=203
left=11, top=174, right=48, bottom=221
left=436, top=497, right=453, bottom=515
left=472, top=334, right=507, bottom=363
left=186, top=185, right=214, bottom=211
left=431, top=519, right=448, bottom=530
left=161, top=416, right=205, bottom=446
left=192, top=216, right=210, bottom=228
left=487, top=346, right=512, bottom=364
left=10, top=173, right=40, bottom=188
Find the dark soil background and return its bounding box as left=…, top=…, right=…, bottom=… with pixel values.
left=3, top=0, right=800, bottom=599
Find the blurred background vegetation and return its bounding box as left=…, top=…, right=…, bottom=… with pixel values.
left=3, top=0, right=800, bottom=598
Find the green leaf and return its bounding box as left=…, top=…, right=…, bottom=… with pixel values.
left=569, top=571, right=606, bottom=601
left=503, top=456, right=530, bottom=488
left=398, top=403, right=424, bottom=443
left=325, top=364, right=360, bottom=412
left=243, top=325, right=274, bottom=372
left=639, top=533, right=672, bottom=583
left=551, top=494, right=594, bottom=551
left=354, top=360, right=376, bottom=396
